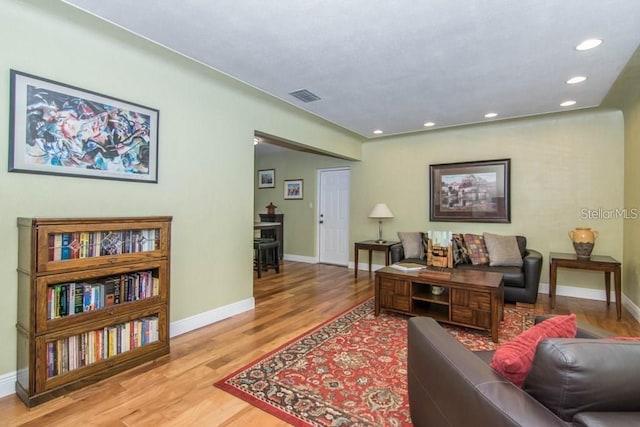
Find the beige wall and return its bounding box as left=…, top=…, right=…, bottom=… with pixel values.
left=0, top=0, right=362, bottom=376
left=353, top=111, right=624, bottom=290
left=623, top=95, right=640, bottom=308
left=259, top=110, right=626, bottom=294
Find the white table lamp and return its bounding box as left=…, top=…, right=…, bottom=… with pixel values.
left=368, top=203, right=394, bottom=243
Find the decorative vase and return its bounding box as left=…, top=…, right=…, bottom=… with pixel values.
left=431, top=286, right=444, bottom=296
left=569, top=227, right=598, bottom=259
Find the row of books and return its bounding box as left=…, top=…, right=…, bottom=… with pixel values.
left=46, top=316, right=159, bottom=378
left=47, top=271, right=159, bottom=320
left=47, top=229, right=160, bottom=261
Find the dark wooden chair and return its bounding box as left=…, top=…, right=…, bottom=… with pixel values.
left=253, top=239, right=280, bottom=278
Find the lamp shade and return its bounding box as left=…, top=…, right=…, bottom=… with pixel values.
left=368, top=203, right=394, bottom=219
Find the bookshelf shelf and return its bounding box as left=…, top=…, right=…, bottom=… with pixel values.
left=16, top=216, right=172, bottom=407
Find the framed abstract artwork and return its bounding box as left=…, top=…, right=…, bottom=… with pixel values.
left=258, top=169, right=275, bottom=188
left=284, top=179, right=303, bottom=200
left=9, top=70, right=159, bottom=183
left=429, top=158, right=511, bottom=223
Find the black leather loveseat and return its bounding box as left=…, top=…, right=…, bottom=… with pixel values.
left=390, top=235, right=542, bottom=304
left=407, top=316, right=640, bottom=426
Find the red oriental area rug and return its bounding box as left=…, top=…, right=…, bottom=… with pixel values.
left=215, top=298, right=534, bottom=426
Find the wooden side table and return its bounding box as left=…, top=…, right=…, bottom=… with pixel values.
left=354, top=240, right=399, bottom=278
left=549, top=252, right=622, bottom=320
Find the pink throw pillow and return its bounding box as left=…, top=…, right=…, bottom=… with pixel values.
left=490, top=314, right=577, bottom=387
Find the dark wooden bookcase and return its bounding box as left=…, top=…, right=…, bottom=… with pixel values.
left=16, top=216, right=172, bottom=407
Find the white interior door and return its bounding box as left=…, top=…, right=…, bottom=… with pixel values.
left=318, top=168, right=350, bottom=266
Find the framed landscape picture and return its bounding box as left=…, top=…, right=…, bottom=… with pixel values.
left=9, top=70, right=159, bottom=183
left=284, top=179, right=303, bottom=200
left=429, top=158, right=511, bottom=223
left=258, top=169, right=275, bottom=188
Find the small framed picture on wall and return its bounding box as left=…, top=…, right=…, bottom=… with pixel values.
left=258, top=169, right=275, bottom=188
left=284, top=179, right=303, bottom=199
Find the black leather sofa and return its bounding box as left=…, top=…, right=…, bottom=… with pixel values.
left=390, top=235, right=542, bottom=304
left=407, top=316, right=640, bottom=426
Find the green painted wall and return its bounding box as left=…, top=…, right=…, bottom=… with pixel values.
left=623, top=94, right=640, bottom=308
left=255, top=151, right=354, bottom=257
left=0, top=0, right=362, bottom=376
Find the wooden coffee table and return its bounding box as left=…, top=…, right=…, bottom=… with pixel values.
left=375, top=266, right=504, bottom=342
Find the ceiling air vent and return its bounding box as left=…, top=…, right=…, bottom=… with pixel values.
left=288, top=89, right=321, bottom=103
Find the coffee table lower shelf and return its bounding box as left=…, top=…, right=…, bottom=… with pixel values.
left=374, top=266, right=504, bottom=342
left=411, top=301, right=449, bottom=322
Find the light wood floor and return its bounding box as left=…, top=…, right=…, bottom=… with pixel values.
left=2, top=261, right=639, bottom=426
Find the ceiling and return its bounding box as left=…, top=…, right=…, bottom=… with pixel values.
left=62, top=0, right=640, bottom=139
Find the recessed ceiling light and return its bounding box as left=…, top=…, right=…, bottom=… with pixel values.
left=576, top=38, right=602, bottom=51
left=423, top=122, right=435, bottom=127
left=484, top=112, right=498, bottom=118
left=566, top=76, right=587, bottom=84
left=373, top=129, right=383, bottom=134
left=560, top=100, right=577, bottom=107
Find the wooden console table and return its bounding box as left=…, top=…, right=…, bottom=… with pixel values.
left=375, top=266, right=504, bottom=342
left=354, top=240, right=398, bottom=278
left=549, top=252, right=621, bottom=320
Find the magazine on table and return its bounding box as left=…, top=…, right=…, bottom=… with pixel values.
left=390, top=262, right=426, bottom=271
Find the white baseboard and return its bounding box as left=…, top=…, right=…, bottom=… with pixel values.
left=0, top=298, right=257, bottom=400
left=623, top=295, right=640, bottom=323
left=349, top=262, right=385, bottom=272
left=170, top=297, right=255, bottom=338
left=537, top=282, right=640, bottom=323
left=0, top=371, right=15, bottom=399
left=538, top=281, right=617, bottom=302
left=283, top=253, right=317, bottom=264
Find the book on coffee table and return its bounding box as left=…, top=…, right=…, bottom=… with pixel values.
left=390, top=262, right=426, bottom=271
left=422, top=266, right=453, bottom=279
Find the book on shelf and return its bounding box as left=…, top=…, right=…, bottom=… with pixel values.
left=54, top=234, right=62, bottom=261
left=58, top=285, right=68, bottom=316
left=47, top=228, right=161, bottom=261
left=74, top=285, right=84, bottom=314
left=103, top=277, right=119, bottom=307
left=45, top=316, right=160, bottom=378
left=390, top=262, right=426, bottom=271
left=47, top=270, right=158, bottom=320
left=79, top=232, right=90, bottom=258
left=60, top=233, right=71, bottom=260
